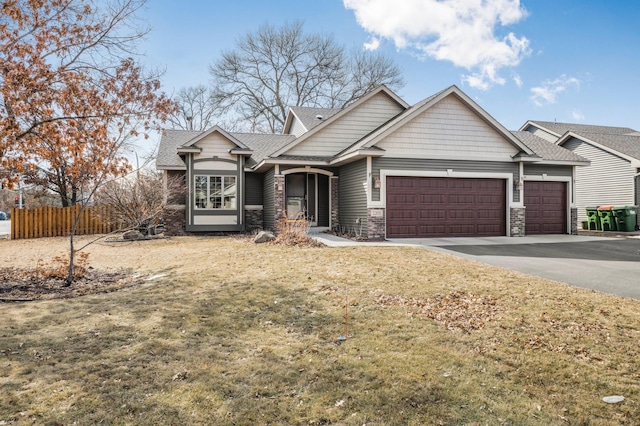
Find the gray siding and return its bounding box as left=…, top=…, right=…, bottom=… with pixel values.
left=563, top=137, right=635, bottom=223
left=372, top=158, right=521, bottom=203
left=263, top=168, right=275, bottom=230
left=285, top=92, right=404, bottom=157
left=526, top=125, right=560, bottom=143
left=338, top=160, right=368, bottom=237
left=523, top=164, right=573, bottom=177
left=245, top=173, right=264, bottom=205
left=377, top=95, right=519, bottom=162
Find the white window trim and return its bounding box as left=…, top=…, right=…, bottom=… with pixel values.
left=194, top=174, right=237, bottom=210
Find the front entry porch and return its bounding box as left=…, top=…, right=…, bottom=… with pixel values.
left=274, top=168, right=338, bottom=229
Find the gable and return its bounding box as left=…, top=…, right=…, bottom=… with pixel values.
left=524, top=125, right=560, bottom=143
left=282, top=92, right=405, bottom=157
left=192, top=133, right=238, bottom=170
left=376, top=95, right=520, bottom=161
left=288, top=115, right=307, bottom=137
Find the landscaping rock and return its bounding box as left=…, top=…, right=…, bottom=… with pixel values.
left=254, top=230, right=275, bottom=244
left=123, top=230, right=145, bottom=240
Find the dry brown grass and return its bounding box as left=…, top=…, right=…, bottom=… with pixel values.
left=0, top=235, right=639, bottom=425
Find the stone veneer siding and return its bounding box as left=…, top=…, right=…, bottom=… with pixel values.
left=163, top=205, right=187, bottom=236
left=571, top=208, right=578, bottom=235
left=330, top=176, right=339, bottom=230
left=367, top=208, right=386, bottom=241
left=274, top=174, right=285, bottom=224
left=245, top=207, right=263, bottom=233
left=510, top=207, right=526, bottom=237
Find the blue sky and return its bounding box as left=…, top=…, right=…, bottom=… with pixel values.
left=140, top=0, right=640, bottom=132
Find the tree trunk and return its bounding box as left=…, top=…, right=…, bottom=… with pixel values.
left=64, top=232, right=75, bottom=287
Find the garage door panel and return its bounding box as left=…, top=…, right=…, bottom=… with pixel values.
left=524, top=181, right=566, bottom=235
left=387, top=176, right=506, bottom=238
left=420, top=194, right=446, bottom=204
left=419, top=209, right=446, bottom=220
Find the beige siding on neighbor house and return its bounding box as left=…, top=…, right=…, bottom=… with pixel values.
left=564, top=137, right=636, bottom=222
left=526, top=125, right=560, bottom=143
left=288, top=116, right=307, bottom=137
left=376, top=96, right=520, bottom=161
left=285, top=92, right=404, bottom=156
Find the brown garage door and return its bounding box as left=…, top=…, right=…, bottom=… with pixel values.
left=524, top=181, right=566, bottom=235
left=387, top=177, right=506, bottom=238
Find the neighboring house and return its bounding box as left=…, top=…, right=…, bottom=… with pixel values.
left=156, top=85, right=588, bottom=239
left=521, top=121, right=640, bottom=228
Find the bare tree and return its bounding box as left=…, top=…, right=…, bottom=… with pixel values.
left=167, top=85, right=220, bottom=131
left=95, top=171, right=183, bottom=235
left=0, top=0, right=174, bottom=285
left=209, top=21, right=404, bottom=133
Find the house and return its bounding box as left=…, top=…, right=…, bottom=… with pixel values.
left=521, top=121, right=640, bottom=228
left=156, top=85, right=588, bottom=239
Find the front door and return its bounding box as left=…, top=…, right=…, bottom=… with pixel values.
left=285, top=173, right=329, bottom=226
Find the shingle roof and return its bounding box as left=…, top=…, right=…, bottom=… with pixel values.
left=511, top=131, right=589, bottom=163
left=289, top=106, right=341, bottom=131
left=156, top=129, right=202, bottom=169
left=570, top=131, right=640, bottom=161
left=528, top=121, right=637, bottom=137
left=156, top=129, right=295, bottom=169
left=231, top=133, right=296, bottom=166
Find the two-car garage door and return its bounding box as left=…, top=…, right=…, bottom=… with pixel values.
left=386, top=176, right=567, bottom=238
left=386, top=177, right=506, bottom=238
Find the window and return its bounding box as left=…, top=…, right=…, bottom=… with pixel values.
left=194, top=175, right=236, bottom=209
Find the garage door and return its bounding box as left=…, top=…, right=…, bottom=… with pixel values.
left=524, top=181, right=566, bottom=235
left=387, top=177, right=506, bottom=238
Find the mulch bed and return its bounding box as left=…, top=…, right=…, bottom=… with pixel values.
left=0, top=267, right=144, bottom=302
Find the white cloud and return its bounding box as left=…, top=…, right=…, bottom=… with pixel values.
left=570, top=109, right=585, bottom=121
left=513, top=73, right=523, bottom=88
left=364, top=37, right=380, bottom=51
left=530, top=75, right=581, bottom=106
left=343, top=0, right=531, bottom=90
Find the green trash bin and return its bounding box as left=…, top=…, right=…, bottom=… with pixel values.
left=585, top=207, right=600, bottom=230
left=612, top=206, right=638, bottom=232
left=597, top=205, right=617, bottom=231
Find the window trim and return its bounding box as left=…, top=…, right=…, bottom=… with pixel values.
left=194, top=174, right=237, bottom=210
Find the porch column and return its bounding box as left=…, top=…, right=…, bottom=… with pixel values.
left=274, top=174, right=286, bottom=223
left=510, top=207, right=526, bottom=237
left=570, top=207, right=578, bottom=235
left=330, top=176, right=339, bottom=230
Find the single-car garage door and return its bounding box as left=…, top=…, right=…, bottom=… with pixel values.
left=524, top=181, right=566, bottom=235
left=387, top=176, right=506, bottom=238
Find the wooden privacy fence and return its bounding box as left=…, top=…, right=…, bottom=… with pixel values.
left=10, top=205, right=120, bottom=240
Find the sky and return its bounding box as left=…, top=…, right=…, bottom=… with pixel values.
left=138, top=0, right=640, bottom=135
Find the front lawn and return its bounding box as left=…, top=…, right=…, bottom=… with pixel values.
left=0, top=236, right=638, bottom=425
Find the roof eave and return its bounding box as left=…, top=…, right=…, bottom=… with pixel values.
left=176, top=147, right=201, bottom=153
left=228, top=149, right=254, bottom=155
left=535, top=160, right=591, bottom=166
left=330, top=149, right=385, bottom=165
left=519, top=120, right=563, bottom=138
left=157, top=165, right=187, bottom=171
left=511, top=154, right=543, bottom=162
left=558, top=132, right=640, bottom=164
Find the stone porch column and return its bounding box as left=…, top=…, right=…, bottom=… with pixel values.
left=367, top=208, right=386, bottom=241
left=274, top=174, right=285, bottom=223
left=510, top=207, right=526, bottom=237
left=570, top=207, right=578, bottom=235
left=330, top=176, right=339, bottom=230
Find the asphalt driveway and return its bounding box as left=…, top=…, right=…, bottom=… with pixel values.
left=388, top=235, right=640, bottom=299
